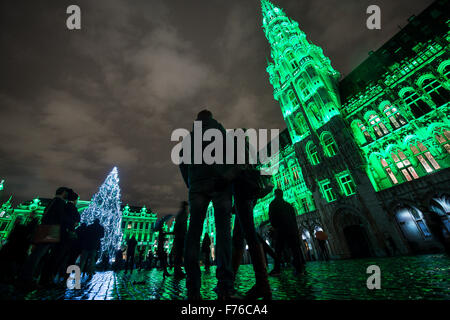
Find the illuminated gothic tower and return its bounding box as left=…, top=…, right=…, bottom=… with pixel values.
left=261, top=0, right=397, bottom=258
left=262, top=0, right=341, bottom=144
left=261, top=0, right=364, bottom=200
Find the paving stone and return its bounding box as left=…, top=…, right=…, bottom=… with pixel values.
left=1, top=254, right=448, bottom=300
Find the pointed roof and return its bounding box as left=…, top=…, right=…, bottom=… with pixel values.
left=261, top=0, right=286, bottom=26
left=261, top=0, right=275, bottom=12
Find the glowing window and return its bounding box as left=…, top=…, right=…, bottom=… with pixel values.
left=435, top=128, right=450, bottom=154
left=291, top=166, right=300, bottom=181
left=383, top=105, right=407, bottom=129
left=391, top=151, right=419, bottom=181
left=368, top=114, right=389, bottom=138
left=410, top=142, right=440, bottom=173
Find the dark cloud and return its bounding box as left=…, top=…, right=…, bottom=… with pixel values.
left=0, top=0, right=434, bottom=216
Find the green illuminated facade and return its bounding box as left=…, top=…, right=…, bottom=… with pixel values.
left=255, top=0, right=450, bottom=259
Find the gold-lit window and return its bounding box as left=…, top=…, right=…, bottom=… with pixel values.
left=391, top=151, right=419, bottom=181
left=410, top=142, right=440, bottom=173
left=435, top=128, right=450, bottom=154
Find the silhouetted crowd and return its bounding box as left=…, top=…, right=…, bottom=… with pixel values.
left=0, top=187, right=104, bottom=291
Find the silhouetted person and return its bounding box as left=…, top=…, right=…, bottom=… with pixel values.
left=113, top=248, right=124, bottom=271
left=125, top=236, right=137, bottom=274
left=67, top=222, right=88, bottom=267
left=80, top=219, right=104, bottom=276
left=201, top=233, right=211, bottom=272
left=425, top=210, right=450, bottom=255
left=156, top=229, right=170, bottom=277
left=146, top=250, right=154, bottom=270
left=180, top=110, right=234, bottom=300
left=268, top=189, right=305, bottom=276
left=21, top=187, right=69, bottom=287
left=52, top=189, right=81, bottom=280
left=137, top=247, right=145, bottom=270
left=172, top=201, right=188, bottom=278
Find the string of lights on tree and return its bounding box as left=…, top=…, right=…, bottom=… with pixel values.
left=81, top=167, right=122, bottom=261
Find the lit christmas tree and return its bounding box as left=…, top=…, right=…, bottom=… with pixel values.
left=81, top=167, right=122, bottom=261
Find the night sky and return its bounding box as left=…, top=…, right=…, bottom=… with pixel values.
left=0, top=0, right=435, bottom=216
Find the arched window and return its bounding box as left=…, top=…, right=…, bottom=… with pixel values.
left=306, top=142, right=320, bottom=165
left=420, top=77, right=450, bottom=106
left=381, top=158, right=398, bottom=184
left=409, top=142, right=440, bottom=173
left=383, top=104, right=407, bottom=129
left=391, top=150, right=419, bottom=181
left=400, top=88, right=432, bottom=118
left=435, top=128, right=450, bottom=154
left=321, top=133, right=338, bottom=157
left=395, top=206, right=432, bottom=239
left=368, top=114, right=389, bottom=138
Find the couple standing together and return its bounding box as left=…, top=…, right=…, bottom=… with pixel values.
left=179, top=109, right=295, bottom=300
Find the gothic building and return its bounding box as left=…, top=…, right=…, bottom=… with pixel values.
left=252, top=0, right=450, bottom=260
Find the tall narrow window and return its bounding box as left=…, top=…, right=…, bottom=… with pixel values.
left=319, top=179, right=336, bottom=202
left=291, top=165, right=300, bottom=181
left=435, top=128, right=450, bottom=154
left=368, top=114, right=389, bottom=138
left=410, top=207, right=432, bottom=237
left=321, top=133, right=338, bottom=157
left=275, top=174, right=282, bottom=189
left=410, top=142, right=440, bottom=173
left=337, top=172, right=356, bottom=196
left=381, top=158, right=398, bottom=184
left=391, top=151, right=419, bottom=181
left=383, top=105, right=407, bottom=129
left=282, top=170, right=290, bottom=187
left=307, top=142, right=320, bottom=165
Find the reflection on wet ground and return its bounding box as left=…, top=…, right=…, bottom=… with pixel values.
left=1, top=254, right=448, bottom=300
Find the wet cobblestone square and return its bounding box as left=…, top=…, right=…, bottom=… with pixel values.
left=1, top=254, right=448, bottom=300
